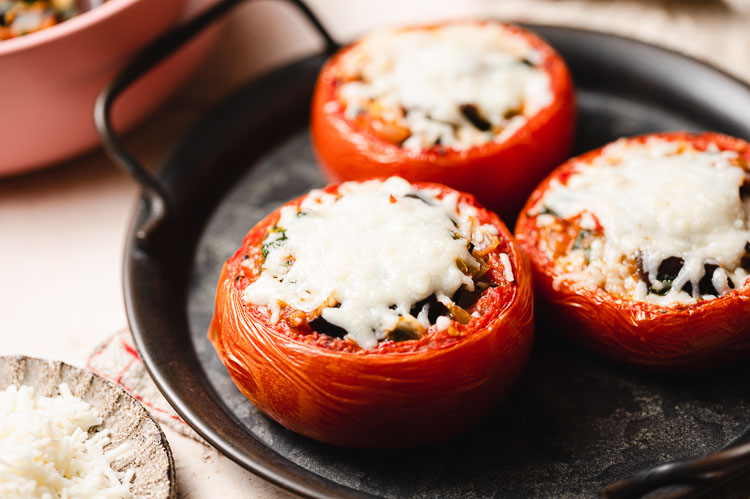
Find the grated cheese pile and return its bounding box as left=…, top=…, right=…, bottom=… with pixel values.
left=335, top=23, right=552, bottom=152
left=244, top=177, right=506, bottom=349
left=0, top=383, right=133, bottom=499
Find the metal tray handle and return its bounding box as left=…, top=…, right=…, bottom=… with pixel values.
left=601, top=427, right=750, bottom=498
left=94, top=0, right=338, bottom=246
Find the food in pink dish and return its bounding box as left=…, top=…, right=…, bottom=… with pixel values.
left=0, top=0, right=108, bottom=40
left=0, top=0, right=217, bottom=176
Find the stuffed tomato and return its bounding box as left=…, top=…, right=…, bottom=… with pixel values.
left=515, top=132, right=750, bottom=370
left=209, top=177, right=533, bottom=448
left=310, top=20, right=575, bottom=221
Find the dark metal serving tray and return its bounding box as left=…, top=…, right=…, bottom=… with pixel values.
left=96, top=1, right=750, bottom=497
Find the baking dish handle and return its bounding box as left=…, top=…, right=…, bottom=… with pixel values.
left=600, top=427, right=750, bottom=498
left=94, top=0, right=338, bottom=247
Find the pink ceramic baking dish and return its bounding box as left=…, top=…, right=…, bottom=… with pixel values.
left=0, top=0, right=215, bottom=176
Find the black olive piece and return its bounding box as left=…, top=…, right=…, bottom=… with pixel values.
left=410, top=294, right=446, bottom=325
left=698, top=263, right=720, bottom=296
left=742, top=242, right=750, bottom=272
left=740, top=180, right=750, bottom=199
left=308, top=316, right=348, bottom=338
left=453, top=285, right=483, bottom=312
left=388, top=323, right=422, bottom=343
left=649, top=260, right=727, bottom=297
left=459, top=104, right=492, bottom=132
left=520, top=58, right=535, bottom=67
left=658, top=256, right=698, bottom=295
left=656, top=256, right=684, bottom=282
left=641, top=255, right=694, bottom=295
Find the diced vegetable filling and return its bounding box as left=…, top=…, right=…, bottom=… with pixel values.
left=0, top=0, right=107, bottom=40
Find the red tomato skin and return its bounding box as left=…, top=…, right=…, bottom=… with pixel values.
left=515, top=131, right=750, bottom=371
left=310, top=21, right=576, bottom=222
left=209, top=181, right=534, bottom=448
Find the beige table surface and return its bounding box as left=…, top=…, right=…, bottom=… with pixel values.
left=1, top=1, right=748, bottom=497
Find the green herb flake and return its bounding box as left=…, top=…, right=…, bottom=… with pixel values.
left=572, top=229, right=591, bottom=250
left=261, top=229, right=288, bottom=260
left=651, top=280, right=673, bottom=296
left=538, top=206, right=558, bottom=217
left=584, top=246, right=591, bottom=265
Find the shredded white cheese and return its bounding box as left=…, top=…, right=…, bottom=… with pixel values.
left=539, top=138, right=750, bottom=305
left=0, top=383, right=133, bottom=499
left=336, top=23, right=552, bottom=152
left=244, top=177, right=509, bottom=349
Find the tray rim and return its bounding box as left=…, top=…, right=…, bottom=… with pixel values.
left=122, top=25, right=750, bottom=499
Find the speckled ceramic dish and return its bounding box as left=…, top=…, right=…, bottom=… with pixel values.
left=0, top=356, right=176, bottom=499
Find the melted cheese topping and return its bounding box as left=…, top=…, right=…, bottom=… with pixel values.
left=335, top=23, right=552, bottom=152
left=243, top=177, right=507, bottom=349
left=538, top=138, right=750, bottom=305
